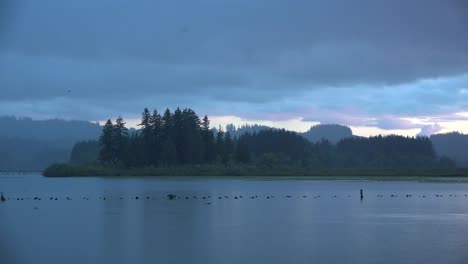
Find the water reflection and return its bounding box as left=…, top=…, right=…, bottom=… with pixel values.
left=2, top=174, right=468, bottom=263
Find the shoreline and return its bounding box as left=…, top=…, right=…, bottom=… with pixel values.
left=42, top=163, right=468, bottom=179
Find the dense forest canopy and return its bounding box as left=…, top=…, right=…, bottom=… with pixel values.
left=2, top=113, right=466, bottom=172
left=223, top=124, right=277, bottom=138
left=71, top=107, right=454, bottom=170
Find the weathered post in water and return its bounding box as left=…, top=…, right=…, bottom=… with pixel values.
left=360, top=189, right=364, bottom=200
left=0, top=192, right=5, bottom=202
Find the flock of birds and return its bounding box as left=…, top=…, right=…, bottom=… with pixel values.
left=2, top=191, right=468, bottom=206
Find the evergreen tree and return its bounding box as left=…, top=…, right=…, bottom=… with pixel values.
left=99, top=119, right=115, bottom=164
left=215, top=126, right=225, bottom=163
left=161, top=108, right=173, bottom=141
left=113, top=117, right=128, bottom=163
left=223, top=132, right=234, bottom=164
left=122, top=132, right=144, bottom=167
left=172, top=108, right=184, bottom=164
left=161, top=138, right=177, bottom=166
left=201, top=116, right=216, bottom=163
left=91, top=106, right=451, bottom=171
left=235, top=134, right=251, bottom=163
left=150, top=109, right=163, bottom=165
left=183, top=108, right=203, bottom=164
left=202, top=115, right=210, bottom=131
left=139, top=108, right=152, bottom=139
left=160, top=109, right=176, bottom=165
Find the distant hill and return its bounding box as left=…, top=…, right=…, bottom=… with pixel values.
left=221, top=123, right=355, bottom=144
left=430, top=132, right=468, bottom=167
left=302, top=124, right=353, bottom=144
left=0, top=116, right=101, bottom=171
left=0, top=116, right=101, bottom=145
left=4, top=115, right=468, bottom=170
left=223, top=124, right=276, bottom=138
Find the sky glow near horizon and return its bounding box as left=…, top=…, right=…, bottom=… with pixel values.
left=1, top=0, right=467, bottom=137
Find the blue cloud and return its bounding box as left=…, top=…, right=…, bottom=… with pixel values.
left=0, top=0, right=468, bottom=133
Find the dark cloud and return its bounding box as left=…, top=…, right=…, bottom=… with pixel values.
left=3, top=1, right=468, bottom=80
left=0, top=0, right=467, bottom=128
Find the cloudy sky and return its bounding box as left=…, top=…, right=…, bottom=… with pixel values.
left=1, top=0, right=468, bottom=136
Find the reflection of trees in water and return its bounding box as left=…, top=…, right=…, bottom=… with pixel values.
left=141, top=190, right=208, bottom=263
left=101, top=190, right=131, bottom=263
left=97, top=189, right=204, bottom=262
left=97, top=189, right=305, bottom=262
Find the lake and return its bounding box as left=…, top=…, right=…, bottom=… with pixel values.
left=2, top=173, right=468, bottom=264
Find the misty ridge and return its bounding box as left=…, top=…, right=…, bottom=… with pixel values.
left=0, top=116, right=100, bottom=170
left=0, top=116, right=101, bottom=143
left=1, top=113, right=468, bottom=172
left=41, top=107, right=456, bottom=177
left=0, top=112, right=468, bottom=171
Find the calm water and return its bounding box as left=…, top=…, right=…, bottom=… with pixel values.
left=2, top=173, right=468, bottom=264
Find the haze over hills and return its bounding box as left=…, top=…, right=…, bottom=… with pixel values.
left=202, top=123, right=468, bottom=168
left=430, top=132, right=468, bottom=167
left=2, top=115, right=468, bottom=170
left=0, top=116, right=101, bottom=144
left=69, top=123, right=355, bottom=165
left=0, top=116, right=101, bottom=170
left=58, top=107, right=451, bottom=177
left=224, top=124, right=278, bottom=138
left=223, top=123, right=353, bottom=144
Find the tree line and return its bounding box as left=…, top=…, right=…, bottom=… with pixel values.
left=97, top=108, right=242, bottom=167
left=72, top=107, right=454, bottom=170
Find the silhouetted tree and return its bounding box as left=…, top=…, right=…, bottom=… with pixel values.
left=150, top=109, right=163, bottom=165
left=201, top=115, right=216, bottom=163
left=235, top=134, right=251, bottom=163
left=223, top=132, right=234, bottom=164
left=139, top=108, right=152, bottom=140
left=113, top=117, right=128, bottom=163
left=161, top=138, right=178, bottom=166
left=90, top=107, right=453, bottom=171
left=215, top=126, right=225, bottom=163
left=99, top=120, right=115, bottom=164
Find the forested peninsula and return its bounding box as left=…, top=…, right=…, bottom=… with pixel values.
left=43, top=107, right=464, bottom=177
